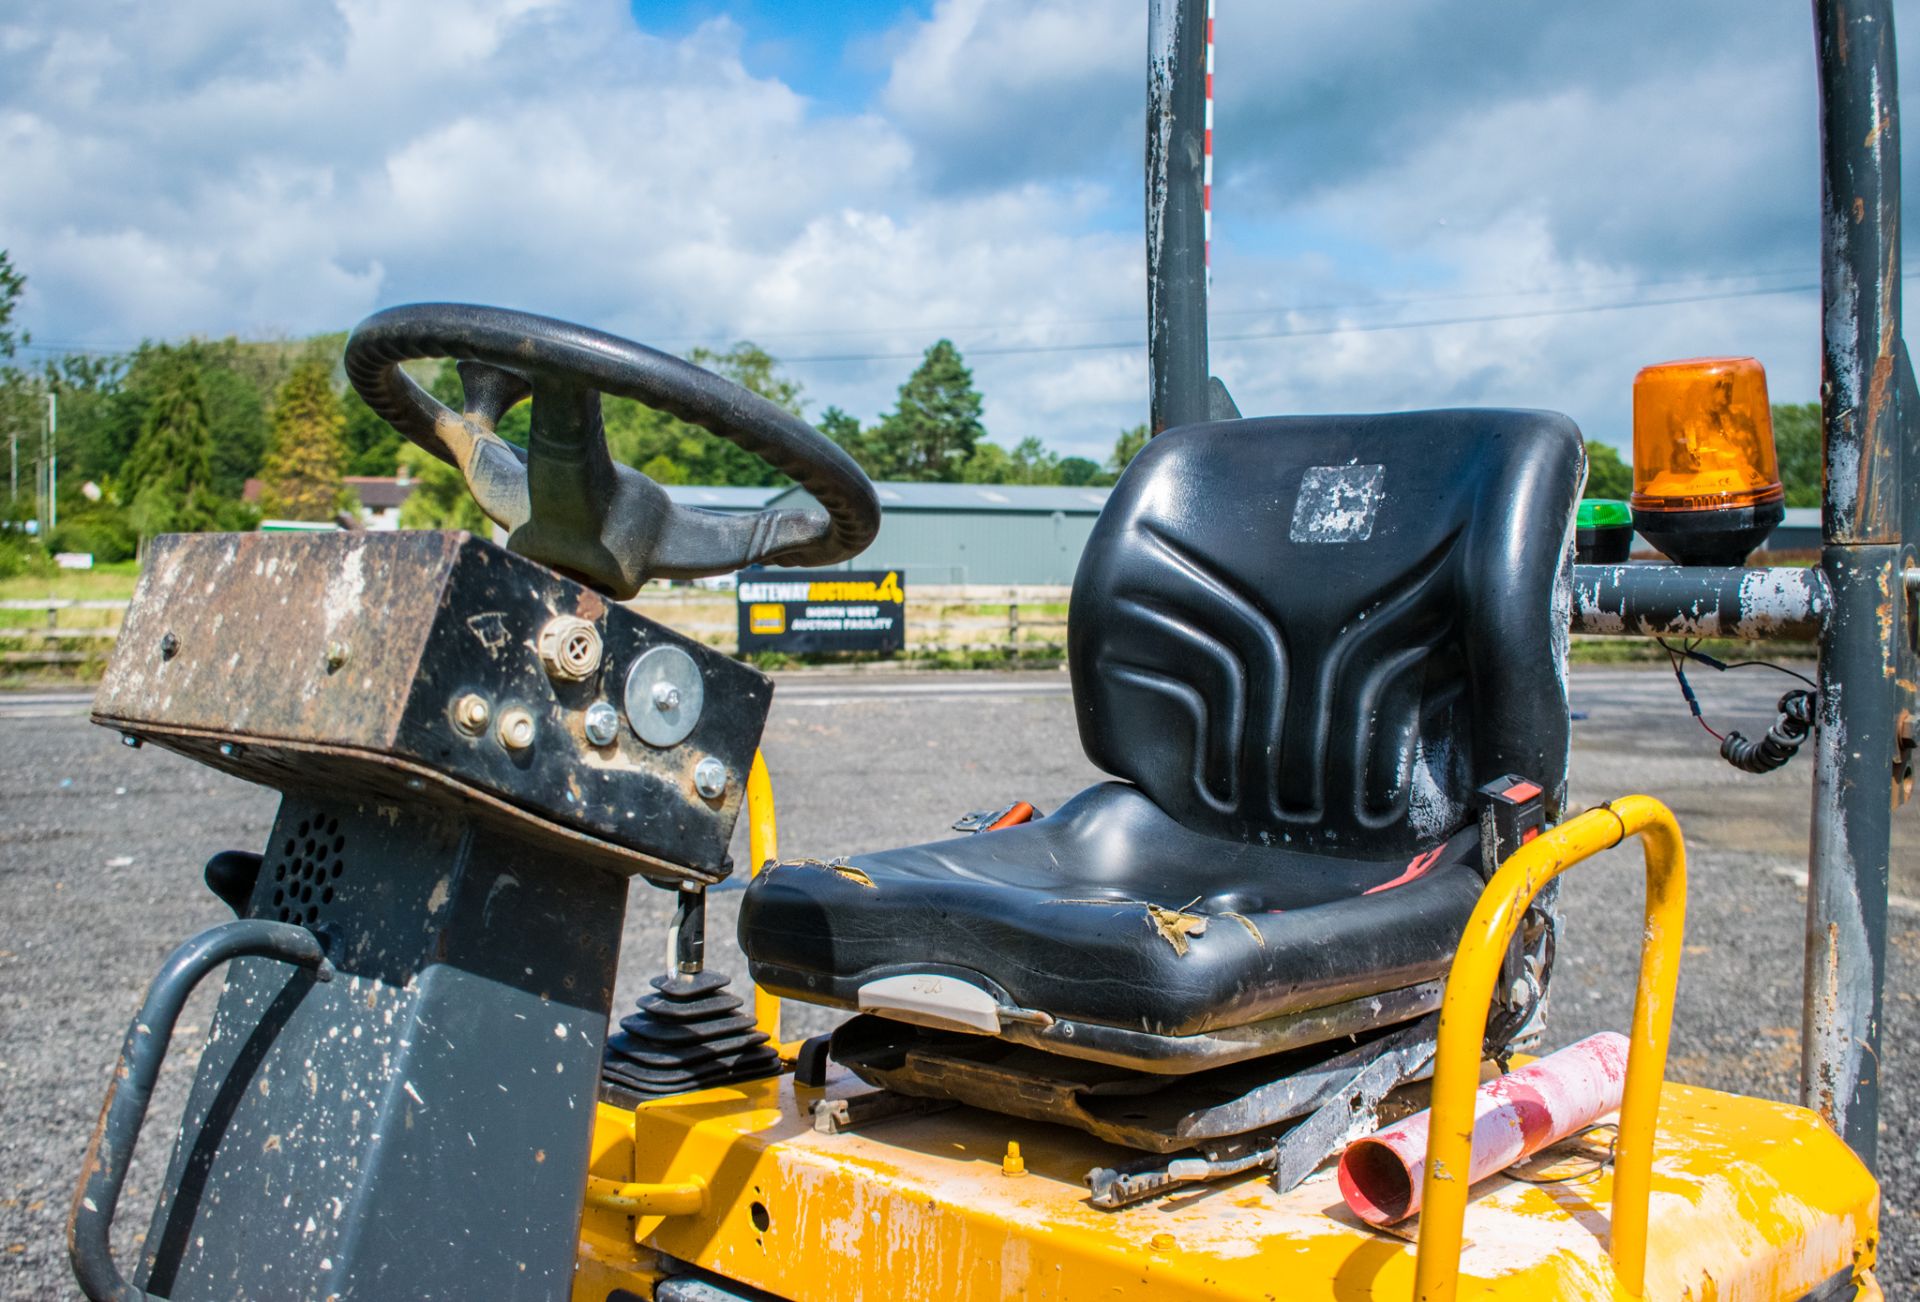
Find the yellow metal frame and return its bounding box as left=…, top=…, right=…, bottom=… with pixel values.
left=571, top=775, right=1876, bottom=1301
left=1417, top=796, right=1685, bottom=1301
left=745, top=749, right=781, bottom=1042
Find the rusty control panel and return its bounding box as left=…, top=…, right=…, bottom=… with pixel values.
left=74, top=527, right=777, bottom=1299
left=94, top=528, right=772, bottom=884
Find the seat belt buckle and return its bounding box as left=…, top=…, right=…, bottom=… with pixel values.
left=951, top=801, right=1041, bottom=833
left=1476, top=776, right=1546, bottom=879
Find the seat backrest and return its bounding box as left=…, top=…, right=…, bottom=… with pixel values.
left=1069, top=410, right=1584, bottom=859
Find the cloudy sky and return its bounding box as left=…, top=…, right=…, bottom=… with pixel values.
left=2, top=0, right=1916, bottom=462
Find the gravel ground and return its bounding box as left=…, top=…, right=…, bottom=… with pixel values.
left=1, top=665, right=1913, bottom=1297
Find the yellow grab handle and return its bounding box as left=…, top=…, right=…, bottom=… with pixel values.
left=746, top=750, right=781, bottom=1042
left=1414, top=795, right=1686, bottom=1302
left=582, top=1174, right=707, bottom=1217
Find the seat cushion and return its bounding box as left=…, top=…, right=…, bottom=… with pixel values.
left=739, top=782, right=1484, bottom=1040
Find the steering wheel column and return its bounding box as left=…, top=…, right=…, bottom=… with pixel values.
left=345, top=303, right=880, bottom=597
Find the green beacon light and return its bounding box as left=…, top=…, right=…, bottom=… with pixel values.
left=1576, top=498, right=1634, bottom=564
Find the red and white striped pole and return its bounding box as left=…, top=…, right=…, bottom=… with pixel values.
left=1203, top=0, right=1214, bottom=284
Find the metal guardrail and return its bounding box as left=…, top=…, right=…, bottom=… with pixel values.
left=0, top=597, right=127, bottom=667
left=0, top=590, right=1076, bottom=665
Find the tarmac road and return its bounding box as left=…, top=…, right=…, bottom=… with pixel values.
left=1, top=665, right=1914, bottom=1297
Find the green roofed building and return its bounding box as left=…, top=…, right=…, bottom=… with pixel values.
left=759, top=482, right=1112, bottom=587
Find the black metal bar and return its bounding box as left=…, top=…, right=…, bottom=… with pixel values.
left=69, top=920, right=330, bottom=1302
left=1571, top=564, right=1828, bottom=641
left=1146, top=0, right=1210, bottom=434
left=1806, top=0, right=1908, bottom=1168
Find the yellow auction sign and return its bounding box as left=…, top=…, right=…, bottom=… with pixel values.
left=736, top=568, right=906, bottom=654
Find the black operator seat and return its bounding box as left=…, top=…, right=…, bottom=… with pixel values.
left=740, top=411, right=1585, bottom=1072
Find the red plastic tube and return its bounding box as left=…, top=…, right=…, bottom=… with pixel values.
left=1337, top=1031, right=1629, bottom=1226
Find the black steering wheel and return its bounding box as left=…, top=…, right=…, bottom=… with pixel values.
left=343, top=303, right=881, bottom=598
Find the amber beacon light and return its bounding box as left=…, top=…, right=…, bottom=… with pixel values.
left=1629, top=356, right=1786, bottom=566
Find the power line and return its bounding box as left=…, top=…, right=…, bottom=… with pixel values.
left=775, top=278, right=1843, bottom=365
left=9, top=266, right=1900, bottom=369
left=7, top=265, right=1815, bottom=359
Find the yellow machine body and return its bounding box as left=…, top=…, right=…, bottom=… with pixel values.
left=573, top=781, right=1879, bottom=1301
left=573, top=1073, right=1874, bottom=1301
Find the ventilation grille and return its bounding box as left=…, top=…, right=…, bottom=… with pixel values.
left=269, top=813, right=346, bottom=926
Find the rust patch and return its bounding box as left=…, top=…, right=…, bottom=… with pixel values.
left=1818, top=919, right=1843, bottom=1127
left=1146, top=904, right=1208, bottom=955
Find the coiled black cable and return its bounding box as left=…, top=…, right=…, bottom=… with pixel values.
left=1719, top=689, right=1817, bottom=773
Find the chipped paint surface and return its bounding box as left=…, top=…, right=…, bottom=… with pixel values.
left=1407, top=732, right=1464, bottom=840
left=607, top=1068, right=1874, bottom=1302
left=1570, top=565, right=1827, bottom=641
left=1289, top=464, right=1386, bottom=544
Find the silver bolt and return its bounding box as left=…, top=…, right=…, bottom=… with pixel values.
left=121, top=733, right=142, bottom=749
left=651, top=681, right=682, bottom=712
left=218, top=742, right=240, bottom=758
left=453, top=694, right=491, bottom=735
left=324, top=640, right=351, bottom=673
left=583, top=701, right=620, bottom=747
left=498, top=707, right=536, bottom=752
left=693, top=756, right=729, bottom=800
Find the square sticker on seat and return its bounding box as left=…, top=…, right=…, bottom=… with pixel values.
left=1289, top=464, right=1386, bottom=543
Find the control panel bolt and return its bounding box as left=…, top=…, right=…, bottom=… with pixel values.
left=537, top=616, right=603, bottom=682
left=160, top=631, right=179, bottom=660
left=583, top=701, right=620, bottom=747
left=693, top=756, right=729, bottom=800
left=498, top=708, right=536, bottom=752
left=651, top=681, right=682, bottom=712
left=453, top=693, right=491, bottom=735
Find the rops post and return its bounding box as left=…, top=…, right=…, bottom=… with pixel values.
left=737, top=568, right=906, bottom=655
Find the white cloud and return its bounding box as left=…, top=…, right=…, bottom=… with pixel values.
left=0, top=0, right=1158, bottom=455
left=0, top=0, right=1905, bottom=464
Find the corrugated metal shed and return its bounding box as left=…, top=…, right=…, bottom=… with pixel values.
left=763, top=481, right=1111, bottom=585
left=662, top=485, right=782, bottom=512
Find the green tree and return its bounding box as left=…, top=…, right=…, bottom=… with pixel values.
left=1772, top=402, right=1821, bottom=508
left=1106, top=424, right=1149, bottom=481
left=871, top=340, right=984, bottom=480
left=818, top=405, right=881, bottom=475
left=961, top=436, right=1062, bottom=484
left=592, top=343, right=806, bottom=487
left=260, top=356, right=348, bottom=520
left=1057, top=455, right=1102, bottom=486
left=79, top=340, right=272, bottom=496
left=0, top=250, right=27, bottom=358
left=396, top=443, right=492, bottom=532
left=123, top=366, right=220, bottom=537
left=1582, top=439, right=1633, bottom=499
left=342, top=385, right=404, bottom=475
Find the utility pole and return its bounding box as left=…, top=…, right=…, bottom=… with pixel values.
left=47, top=390, right=56, bottom=534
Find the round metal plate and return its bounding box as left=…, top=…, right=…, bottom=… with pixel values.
left=623, top=645, right=704, bottom=748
